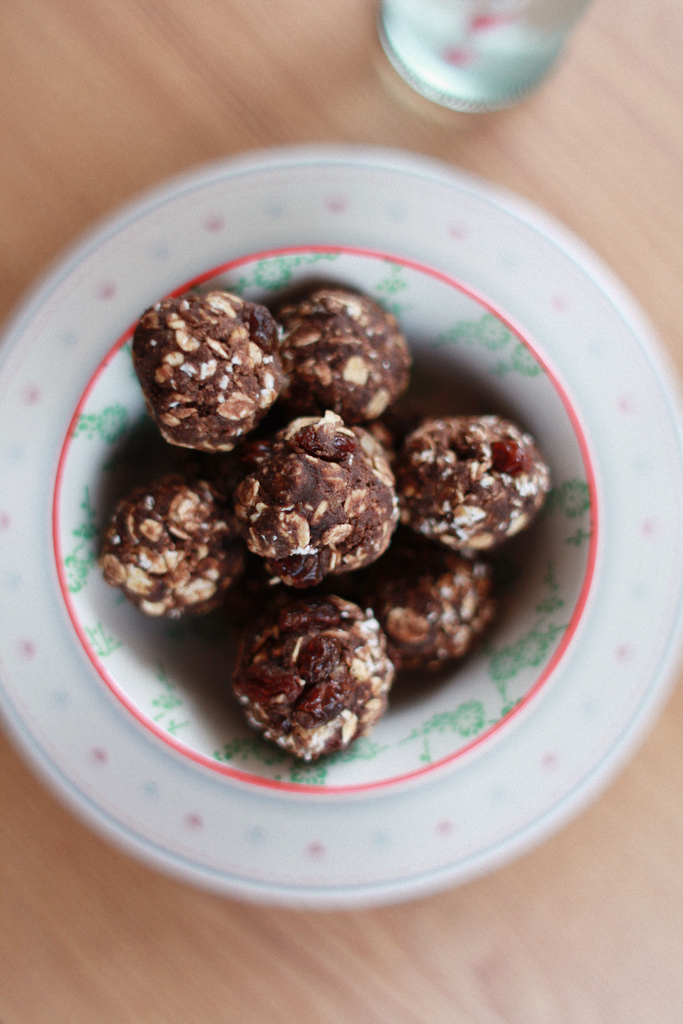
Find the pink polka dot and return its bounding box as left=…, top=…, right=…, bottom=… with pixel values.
left=541, top=752, right=558, bottom=770
left=325, top=195, right=348, bottom=214
left=618, top=395, right=636, bottom=415
left=436, top=819, right=455, bottom=837
left=203, top=214, right=225, bottom=233
left=17, top=639, right=36, bottom=659
left=551, top=294, right=569, bottom=312
left=185, top=812, right=203, bottom=829
left=470, top=12, right=515, bottom=30
left=442, top=47, right=474, bottom=67
left=306, top=841, right=326, bottom=859
left=448, top=223, right=468, bottom=240
left=90, top=747, right=108, bottom=764
left=641, top=518, right=658, bottom=538
left=616, top=643, right=635, bottom=663
left=22, top=384, right=41, bottom=405
left=0, top=511, right=11, bottom=530
left=97, top=282, right=117, bottom=301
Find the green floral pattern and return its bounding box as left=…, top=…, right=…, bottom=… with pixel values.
left=217, top=254, right=415, bottom=318
left=371, top=261, right=412, bottom=316
left=63, top=487, right=99, bottom=593
left=434, top=312, right=543, bottom=377
left=400, top=701, right=488, bottom=764
left=549, top=479, right=591, bottom=517
left=549, top=477, right=593, bottom=547
left=486, top=559, right=568, bottom=716
left=151, top=663, right=190, bottom=736
left=214, top=733, right=389, bottom=785
left=73, top=403, right=128, bottom=444
left=84, top=621, right=121, bottom=658
left=227, top=252, right=340, bottom=294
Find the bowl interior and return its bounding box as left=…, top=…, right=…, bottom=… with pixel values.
left=54, top=246, right=596, bottom=792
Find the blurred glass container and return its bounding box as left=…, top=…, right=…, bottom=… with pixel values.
left=378, top=0, right=593, bottom=112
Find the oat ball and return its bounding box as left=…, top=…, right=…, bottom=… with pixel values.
left=397, top=415, right=551, bottom=550
left=100, top=473, right=245, bottom=618
left=233, top=410, right=399, bottom=587
left=232, top=594, right=395, bottom=760
left=277, top=287, right=411, bottom=423
left=359, top=533, right=496, bottom=671
left=132, top=290, right=283, bottom=452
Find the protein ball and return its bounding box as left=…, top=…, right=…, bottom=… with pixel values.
left=232, top=594, right=395, bottom=760
left=396, top=415, right=551, bottom=550
left=132, top=290, right=283, bottom=452
left=359, top=532, right=496, bottom=671
left=100, top=473, right=245, bottom=618
left=277, top=287, right=411, bottom=423
left=233, top=409, right=399, bottom=587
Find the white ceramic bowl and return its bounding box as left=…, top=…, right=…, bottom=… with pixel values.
left=54, top=245, right=596, bottom=793
left=2, top=147, right=682, bottom=906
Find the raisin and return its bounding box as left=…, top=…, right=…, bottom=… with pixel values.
left=277, top=596, right=342, bottom=633
left=295, top=678, right=349, bottom=726
left=242, top=661, right=302, bottom=704
left=298, top=635, right=342, bottom=680
left=294, top=423, right=357, bottom=461
left=491, top=439, right=531, bottom=475
left=248, top=304, right=278, bottom=353
left=270, top=552, right=326, bottom=588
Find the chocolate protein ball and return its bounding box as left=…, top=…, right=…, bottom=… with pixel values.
left=232, top=594, right=395, bottom=760
left=132, top=290, right=283, bottom=452
left=277, top=287, right=411, bottom=423
left=233, top=410, right=399, bottom=587
left=359, top=533, right=496, bottom=671
left=100, top=473, right=245, bottom=618
left=396, top=415, right=551, bottom=551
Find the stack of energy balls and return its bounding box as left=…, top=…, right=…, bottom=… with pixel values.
left=100, top=285, right=550, bottom=761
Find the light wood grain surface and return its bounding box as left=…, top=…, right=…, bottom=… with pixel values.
left=2, top=1, right=683, bottom=1020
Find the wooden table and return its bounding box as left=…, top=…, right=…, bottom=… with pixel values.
left=2, top=1, right=683, bottom=1020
